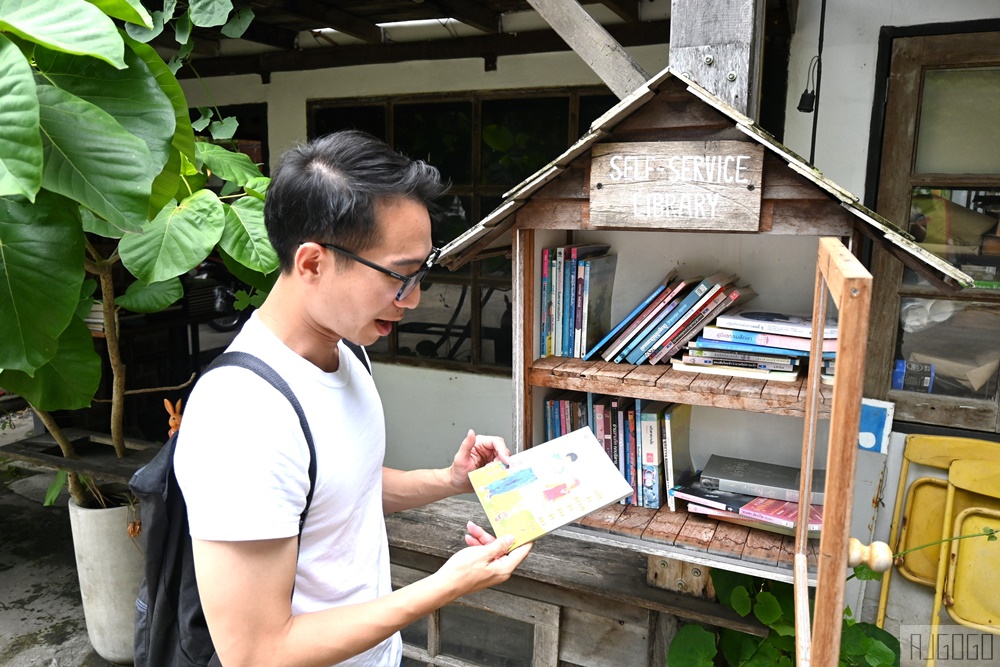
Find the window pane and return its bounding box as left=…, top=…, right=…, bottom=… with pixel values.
left=905, top=188, right=1000, bottom=276
left=579, top=93, right=618, bottom=136
left=439, top=604, right=535, bottom=666
left=480, top=287, right=513, bottom=367
left=481, top=97, right=569, bottom=186
left=895, top=300, right=1000, bottom=400
left=395, top=101, right=473, bottom=184
left=914, top=67, right=1000, bottom=174
left=400, top=658, right=428, bottom=667
left=311, top=105, right=386, bottom=140
left=400, top=615, right=428, bottom=649
left=397, top=283, right=472, bottom=362
left=431, top=195, right=472, bottom=276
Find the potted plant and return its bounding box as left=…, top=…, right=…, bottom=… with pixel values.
left=0, top=1, right=275, bottom=661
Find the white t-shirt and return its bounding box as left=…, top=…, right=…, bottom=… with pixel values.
left=174, top=314, right=401, bottom=666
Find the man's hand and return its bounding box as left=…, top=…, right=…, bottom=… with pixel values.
left=448, top=429, right=510, bottom=493
left=434, top=521, right=533, bottom=596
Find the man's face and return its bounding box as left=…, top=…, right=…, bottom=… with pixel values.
left=319, top=197, right=433, bottom=346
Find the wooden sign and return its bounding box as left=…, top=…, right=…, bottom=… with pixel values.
left=589, top=141, right=764, bottom=231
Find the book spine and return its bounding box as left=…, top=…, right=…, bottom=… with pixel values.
left=622, top=281, right=711, bottom=364
left=716, top=315, right=838, bottom=339
left=593, top=280, right=671, bottom=362
left=574, top=261, right=587, bottom=358
left=686, top=348, right=796, bottom=364
left=593, top=398, right=607, bottom=459
left=702, top=326, right=834, bottom=352
left=716, top=479, right=821, bottom=504
left=738, top=505, right=797, bottom=529
left=681, top=356, right=797, bottom=372
left=553, top=247, right=565, bottom=356
left=609, top=397, right=620, bottom=471
left=564, top=249, right=578, bottom=356
left=648, top=287, right=730, bottom=364
left=628, top=401, right=639, bottom=506
left=540, top=247, right=550, bottom=357
left=602, top=278, right=685, bottom=362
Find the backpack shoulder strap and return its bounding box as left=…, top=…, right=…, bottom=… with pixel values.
left=343, top=339, right=370, bottom=374
left=204, top=352, right=317, bottom=536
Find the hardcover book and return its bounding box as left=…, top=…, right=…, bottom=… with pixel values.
left=714, top=310, right=839, bottom=339
left=669, top=474, right=756, bottom=513
left=699, top=454, right=826, bottom=505
left=701, top=326, right=839, bottom=353
left=587, top=268, right=678, bottom=361
left=469, top=427, right=633, bottom=550
left=738, top=496, right=824, bottom=531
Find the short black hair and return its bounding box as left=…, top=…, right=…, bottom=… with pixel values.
left=264, top=130, right=447, bottom=272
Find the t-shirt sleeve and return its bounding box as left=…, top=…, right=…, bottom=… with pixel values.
left=174, top=368, right=311, bottom=542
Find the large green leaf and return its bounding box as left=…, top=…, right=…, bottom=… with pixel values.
left=36, top=81, right=155, bottom=233
left=119, top=189, right=225, bottom=283
left=125, top=32, right=195, bottom=161
left=124, top=9, right=164, bottom=43
left=221, top=6, right=254, bottom=38
left=0, top=191, right=85, bottom=374
left=85, top=0, right=151, bottom=27
left=149, top=147, right=182, bottom=219
left=221, top=197, right=278, bottom=274
left=0, top=0, right=126, bottom=68
left=0, top=34, right=41, bottom=199
left=666, top=625, right=716, bottom=667
left=115, top=277, right=183, bottom=313
left=195, top=142, right=262, bottom=186
left=33, top=38, right=174, bottom=170
left=189, top=0, right=232, bottom=27
left=0, top=316, right=101, bottom=410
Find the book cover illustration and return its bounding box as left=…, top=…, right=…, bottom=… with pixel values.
left=715, top=309, right=839, bottom=339
left=469, top=427, right=633, bottom=549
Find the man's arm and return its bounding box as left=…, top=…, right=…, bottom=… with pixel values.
left=383, top=429, right=510, bottom=513
left=194, top=526, right=530, bottom=667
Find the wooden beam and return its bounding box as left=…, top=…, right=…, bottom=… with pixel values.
left=278, top=0, right=383, bottom=43
left=231, top=21, right=299, bottom=49
left=430, top=0, right=501, bottom=34
left=594, top=0, right=641, bottom=23
left=526, top=0, right=649, bottom=99
left=179, top=19, right=669, bottom=79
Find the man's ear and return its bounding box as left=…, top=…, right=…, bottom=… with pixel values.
left=294, top=242, right=326, bottom=283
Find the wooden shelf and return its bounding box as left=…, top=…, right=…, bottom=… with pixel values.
left=568, top=502, right=819, bottom=585
left=529, top=356, right=834, bottom=418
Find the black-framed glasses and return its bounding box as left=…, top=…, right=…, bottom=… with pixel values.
left=319, top=243, right=440, bottom=301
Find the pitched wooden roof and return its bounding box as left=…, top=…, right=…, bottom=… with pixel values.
left=439, top=65, right=973, bottom=291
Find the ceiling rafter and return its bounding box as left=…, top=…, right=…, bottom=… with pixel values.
left=428, top=0, right=503, bottom=34
left=595, top=0, right=640, bottom=23
left=262, top=0, right=384, bottom=43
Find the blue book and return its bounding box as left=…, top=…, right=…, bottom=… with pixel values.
left=584, top=269, right=677, bottom=361
left=611, top=279, right=701, bottom=364
left=688, top=336, right=837, bottom=359
left=540, top=247, right=551, bottom=356
left=562, top=244, right=610, bottom=356
left=619, top=275, right=721, bottom=364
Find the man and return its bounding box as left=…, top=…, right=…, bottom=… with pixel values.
left=174, top=130, right=532, bottom=667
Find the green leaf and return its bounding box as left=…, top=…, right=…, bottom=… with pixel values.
left=719, top=628, right=761, bottom=667
left=710, top=569, right=757, bottom=612
left=753, top=591, right=784, bottom=626
left=81, top=207, right=122, bottom=239
left=33, top=37, right=175, bottom=171
left=162, top=0, right=176, bottom=20
left=149, top=147, right=182, bottom=219
left=220, top=246, right=277, bottom=293
left=189, top=0, right=232, bottom=27
left=124, top=33, right=195, bottom=162
left=731, top=585, right=752, bottom=617
left=852, top=564, right=882, bottom=581
left=0, top=316, right=101, bottom=410
left=0, top=191, right=84, bottom=373
left=220, top=197, right=278, bottom=274
left=44, top=470, right=67, bottom=506
left=192, top=107, right=213, bottom=132
left=483, top=124, right=513, bottom=152
left=195, top=142, right=262, bottom=186
left=125, top=10, right=164, bottom=43
left=0, top=35, right=42, bottom=199
left=115, top=277, right=183, bottom=313
left=36, top=82, right=155, bottom=232
left=244, top=176, right=269, bottom=200
left=667, top=625, right=716, bottom=667
left=85, top=0, right=152, bottom=27
left=743, top=636, right=786, bottom=667
left=221, top=6, right=254, bottom=38
left=174, top=10, right=191, bottom=44
left=209, top=116, right=238, bottom=141
left=852, top=623, right=900, bottom=667
left=119, top=189, right=224, bottom=283
left=0, top=0, right=126, bottom=68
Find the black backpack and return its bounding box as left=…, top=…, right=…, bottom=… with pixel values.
left=130, top=343, right=368, bottom=667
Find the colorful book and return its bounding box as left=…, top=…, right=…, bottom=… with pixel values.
left=639, top=401, right=670, bottom=510
left=738, top=496, right=824, bottom=531
left=617, top=274, right=718, bottom=364
left=576, top=254, right=618, bottom=358
left=587, top=269, right=678, bottom=361
left=599, top=272, right=688, bottom=362
left=635, top=279, right=733, bottom=365
left=661, top=403, right=693, bottom=511
left=669, top=359, right=802, bottom=382
left=627, top=399, right=639, bottom=506
left=715, top=309, right=839, bottom=339
left=669, top=474, right=757, bottom=513
left=680, top=355, right=797, bottom=372
left=701, top=325, right=839, bottom=353
left=684, top=347, right=800, bottom=365
left=469, top=426, right=633, bottom=550
left=592, top=395, right=610, bottom=460
left=688, top=336, right=836, bottom=360
left=685, top=502, right=821, bottom=539
left=699, top=454, right=826, bottom=505
left=648, top=282, right=754, bottom=364
left=563, top=244, right=611, bottom=356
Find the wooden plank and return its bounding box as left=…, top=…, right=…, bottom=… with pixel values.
left=613, top=89, right=732, bottom=133
left=708, top=521, right=752, bottom=560
left=641, top=507, right=688, bottom=546
left=525, top=0, right=649, bottom=100
left=576, top=503, right=627, bottom=532
left=621, top=364, right=667, bottom=387
left=609, top=505, right=657, bottom=539
left=559, top=606, right=650, bottom=667
left=590, top=141, right=764, bottom=231
left=687, top=372, right=732, bottom=395
left=673, top=513, right=719, bottom=552
left=647, top=555, right=716, bottom=599
left=741, top=529, right=783, bottom=567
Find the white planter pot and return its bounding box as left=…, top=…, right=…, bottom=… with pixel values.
left=69, top=499, right=144, bottom=665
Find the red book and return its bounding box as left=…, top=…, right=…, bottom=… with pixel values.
left=738, top=496, right=823, bottom=531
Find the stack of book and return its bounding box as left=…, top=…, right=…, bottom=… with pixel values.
left=582, top=268, right=756, bottom=366
left=543, top=391, right=694, bottom=511
left=669, top=454, right=824, bottom=537
left=672, top=309, right=838, bottom=382
left=539, top=244, right=618, bottom=358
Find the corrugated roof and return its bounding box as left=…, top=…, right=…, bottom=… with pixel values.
left=439, top=65, right=973, bottom=288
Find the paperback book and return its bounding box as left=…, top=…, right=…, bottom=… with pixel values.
left=738, top=496, right=824, bottom=531
left=469, top=427, right=633, bottom=550
left=669, top=359, right=802, bottom=382
left=648, top=283, right=756, bottom=364
left=585, top=268, right=678, bottom=361
left=700, top=454, right=826, bottom=505
left=575, top=253, right=618, bottom=357
left=688, top=336, right=837, bottom=360
left=685, top=502, right=821, bottom=538
left=715, top=310, right=839, bottom=339
left=669, top=474, right=756, bottom=513
left=701, top=326, right=838, bottom=353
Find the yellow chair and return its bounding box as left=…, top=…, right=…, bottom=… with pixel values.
left=926, top=459, right=1000, bottom=667
left=876, top=434, right=1000, bottom=627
